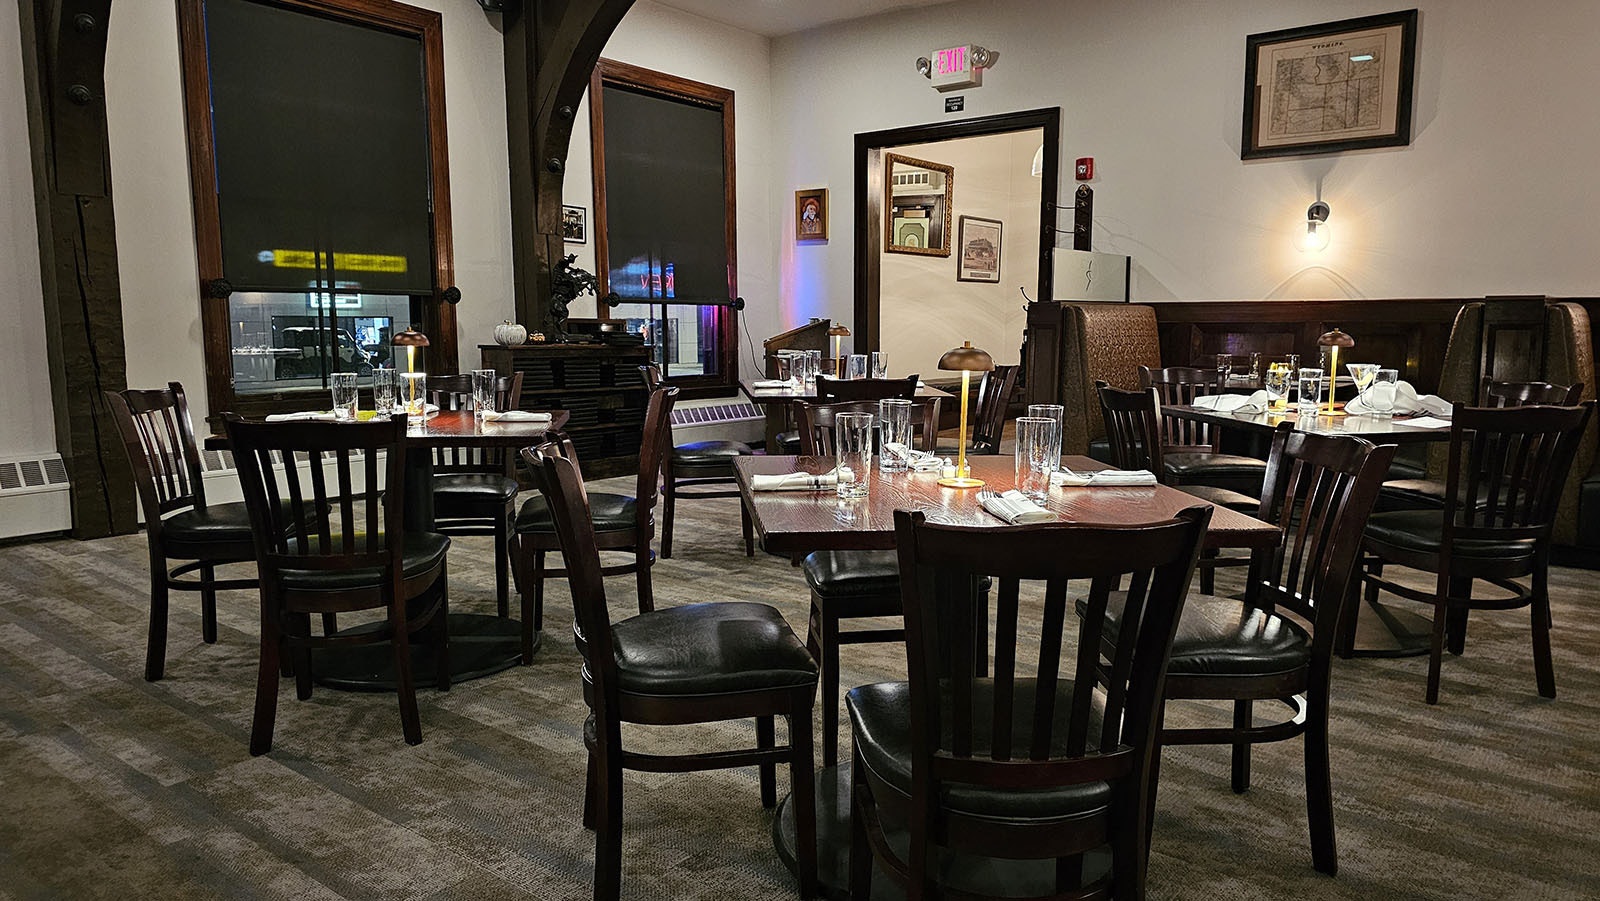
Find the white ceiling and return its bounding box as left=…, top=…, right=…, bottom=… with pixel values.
left=652, top=0, right=952, bottom=38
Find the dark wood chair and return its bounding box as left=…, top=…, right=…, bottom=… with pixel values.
left=1358, top=401, right=1595, bottom=703
left=1123, top=425, right=1395, bottom=875
left=936, top=363, right=1020, bottom=456
left=641, top=363, right=755, bottom=559
left=511, top=385, right=677, bottom=664
left=815, top=374, right=918, bottom=402
left=525, top=441, right=819, bottom=901
left=847, top=506, right=1212, bottom=899
left=794, top=396, right=943, bottom=767
left=224, top=413, right=451, bottom=755
left=1097, top=380, right=1255, bottom=594
left=105, top=382, right=258, bottom=682
left=1138, top=365, right=1267, bottom=500
left=426, top=372, right=524, bottom=618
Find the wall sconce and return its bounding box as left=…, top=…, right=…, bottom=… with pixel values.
left=1298, top=201, right=1331, bottom=252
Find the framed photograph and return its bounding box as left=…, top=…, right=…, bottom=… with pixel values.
left=561, top=205, right=587, bottom=243
left=956, top=216, right=1002, bottom=283
left=1241, top=9, right=1418, bottom=160
left=795, top=188, right=828, bottom=241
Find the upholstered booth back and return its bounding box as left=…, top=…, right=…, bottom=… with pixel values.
left=1058, top=303, right=1162, bottom=455
left=1545, top=303, right=1597, bottom=546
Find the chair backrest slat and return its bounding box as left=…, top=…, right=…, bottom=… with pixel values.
left=1445, top=402, right=1593, bottom=540
left=426, top=372, right=525, bottom=474
left=1095, top=381, right=1166, bottom=479
left=969, top=364, right=1020, bottom=455
left=637, top=386, right=679, bottom=522
left=1479, top=377, right=1583, bottom=408
left=796, top=398, right=941, bottom=455
left=106, top=382, right=210, bottom=523
left=1139, top=366, right=1222, bottom=451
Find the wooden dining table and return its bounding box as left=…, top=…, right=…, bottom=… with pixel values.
left=1161, top=403, right=1452, bottom=445
left=739, top=378, right=955, bottom=447
left=736, top=452, right=1281, bottom=898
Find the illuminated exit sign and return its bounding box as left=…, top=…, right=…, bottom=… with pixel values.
left=931, top=44, right=982, bottom=91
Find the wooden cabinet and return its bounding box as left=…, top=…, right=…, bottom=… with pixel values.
left=480, top=343, right=650, bottom=479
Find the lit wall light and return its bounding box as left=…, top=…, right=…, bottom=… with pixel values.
left=1298, top=201, right=1331, bottom=253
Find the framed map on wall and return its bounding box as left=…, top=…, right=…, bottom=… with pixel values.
left=1242, top=9, right=1418, bottom=159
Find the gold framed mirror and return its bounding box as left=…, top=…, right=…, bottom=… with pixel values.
left=884, top=153, right=954, bottom=256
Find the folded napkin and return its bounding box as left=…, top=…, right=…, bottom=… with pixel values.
left=264, top=411, right=337, bottom=422
left=1394, top=415, right=1453, bottom=430
left=381, top=403, right=440, bottom=416
left=1192, top=390, right=1270, bottom=414
left=751, top=471, right=838, bottom=491
left=1051, top=468, right=1159, bottom=487
left=1344, top=381, right=1452, bottom=417
left=751, top=379, right=795, bottom=390
left=884, top=444, right=946, bottom=472
left=480, top=410, right=552, bottom=423
left=981, top=489, right=1057, bottom=524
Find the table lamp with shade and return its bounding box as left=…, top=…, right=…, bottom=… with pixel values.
left=827, top=324, right=851, bottom=378
left=937, top=340, right=994, bottom=489
left=392, top=325, right=431, bottom=419
left=1316, top=327, right=1354, bottom=414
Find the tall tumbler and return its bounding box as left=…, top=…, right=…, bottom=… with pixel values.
left=869, top=351, right=889, bottom=379
left=834, top=411, right=874, bottom=499
left=846, top=354, right=869, bottom=380
left=1296, top=368, right=1324, bottom=415
left=372, top=367, right=398, bottom=415
left=472, top=369, right=498, bottom=418
left=1027, top=403, right=1065, bottom=442
left=401, top=372, right=427, bottom=421
left=1014, top=416, right=1060, bottom=503
left=330, top=372, right=358, bottom=421
left=878, top=398, right=913, bottom=472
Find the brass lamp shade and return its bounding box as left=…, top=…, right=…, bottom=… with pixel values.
left=938, top=340, right=994, bottom=372
left=935, top=341, right=993, bottom=490
left=1317, top=327, right=1354, bottom=348
left=827, top=324, right=851, bottom=337
left=1316, top=328, right=1353, bottom=415
left=392, top=324, right=431, bottom=347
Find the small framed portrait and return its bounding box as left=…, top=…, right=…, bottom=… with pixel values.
left=795, top=188, right=828, bottom=242
left=562, top=205, right=587, bottom=244
left=956, top=216, right=1002, bottom=283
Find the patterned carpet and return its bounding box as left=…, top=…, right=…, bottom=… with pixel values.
left=1, top=482, right=1597, bottom=900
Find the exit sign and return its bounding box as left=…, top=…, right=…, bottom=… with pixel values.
left=931, top=44, right=982, bottom=91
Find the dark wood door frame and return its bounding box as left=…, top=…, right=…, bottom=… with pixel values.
left=853, top=107, right=1061, bottom=352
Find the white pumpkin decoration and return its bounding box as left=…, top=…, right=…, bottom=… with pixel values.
left=494, top=320, right=528, bottom=347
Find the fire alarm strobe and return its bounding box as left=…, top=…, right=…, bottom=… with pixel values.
left=1075, top=157, right=1094, bottom=180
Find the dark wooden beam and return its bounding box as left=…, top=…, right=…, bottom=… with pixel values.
left=500, top=0, right=634, bottom=331
left=18, top=0, right=136, bottom=538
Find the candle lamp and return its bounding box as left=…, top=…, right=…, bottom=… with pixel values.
left=827, top=324, right=851, bottom=378
left=936, top=340, right=995, bottom=489
left=392, top=324, right=431, bottom=374
left=1316, top=327, right=1354, bottom=415
left=392, top=325, right=431, bottom=419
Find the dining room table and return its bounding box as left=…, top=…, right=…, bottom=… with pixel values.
left=1161, top=402, right=1454, bottom=445
left=205, top=407, right=569, bottom=688
left=739, top=377, right=955, bottom=448
left=736, top=452, right=1282, bottom=898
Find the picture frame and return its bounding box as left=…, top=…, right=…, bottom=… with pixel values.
left=955, top=216, right=1002, bottom=283
left=884, top=152, right=953, bottom=256
left=1241, top=9, right=1418, bottom=160
left=561, top=204, right=587, bottom=243
left=795, top=188, right=828, bottom=241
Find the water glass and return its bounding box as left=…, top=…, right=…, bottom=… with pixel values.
left=774, top=352, right=794, bottom=383
left=472, top=369, right=498, bottom=417
left=877, top=399, right=913, bottom=473
left=1263, top=364, right=1290, bottom=410
left=834, top=412, right=874, bottom=499
left=1296, top=368, right=1324, bottom=414
left=869, top=351, right=889, bottom=379
left=1249, top=352, right=1263, bottom=381
left=846, top=354, right=869, bottom=380
left=1368, top=368, right=1400, bottom=417
left=1014, top=416, right=1060, bottom=504
left=1216, top=353, right=1233, bottom=382
left=330, top=372, right=358, bottom=421
left=805, top=349, right=823, bottom=385
left=371, top=367, right=398, bottom=414
left=1027, top=403, right=1065, bottom=440
left=1284, top=354, right=1302, bottom=402
left=401, top=372, right=427, bottom=421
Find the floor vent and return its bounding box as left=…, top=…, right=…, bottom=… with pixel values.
left=671, top=402, right=761, bottom=426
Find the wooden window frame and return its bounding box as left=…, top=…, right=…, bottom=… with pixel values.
left=589, top=58, right=738, bottom=399
left=176, top=0, right=456, bottom=427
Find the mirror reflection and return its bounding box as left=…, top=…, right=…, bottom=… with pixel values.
left=884, top=153, right=954, bottom=256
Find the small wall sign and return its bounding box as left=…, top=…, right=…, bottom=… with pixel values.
left=944, top=96, right=965, bottom=113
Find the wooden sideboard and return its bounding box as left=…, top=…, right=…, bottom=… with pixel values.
left=481, top=343, right=651, bottom=479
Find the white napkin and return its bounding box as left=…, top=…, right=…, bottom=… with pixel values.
left=981, top=489, right=1056, bottom=524
left=751, top=379, right=794, bottom=390
left=1344, top=381, right=1452, bottom=417
left=1051, top=468, right=1159, bottom=487
left=1394, top=415, right=1453, bottom=429
left=751, top=471, right=838, bottom=491
left=1192, top=390, right=1270, bottom=414
left=885, top=444, right=945, bottom=472
left=382, top=403, right=440, bottom=415
left=480, top=410, right=552, bottom=423
left=264, top=411, right=337, bottom=422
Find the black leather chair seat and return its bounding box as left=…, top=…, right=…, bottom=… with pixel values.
left=516, top=492, right=636, bottom=533
left=608, top=601, right=817, bottom=695
left=671, top=439, right=754, bottom=473
left=433, top=474, right=519, bottom=516
left=1100, top=593, right=1311, bottom=677
left=279, top=531, right=451, bottom=591
left=776, top=430, right=802, bottom=455
left=161, top=501, right=256, bottom=547
left=1364, top=510, right=1536, bottom=560
left=846, top=680, right=1113, bottom=823
left=803, top=549, right=899, bottom=599
left=1378, top=478, right=1448, bottom=512
left=1164, top=452, right=1267, bottom=479
left=1086, top=437, right=1115, bottom=466
left=1177, top=484, right=1259, bottom=512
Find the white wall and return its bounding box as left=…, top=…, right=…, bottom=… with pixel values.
left=771, top=0, right=1600, bottom=334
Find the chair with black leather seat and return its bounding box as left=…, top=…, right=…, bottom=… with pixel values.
left=1139, top=365, right=1268, bottom=500
left=511, top=385, right=677, bottom=664
left=815, top=374, right=919, bottom=402
left=426, top=371, right=524, bottom=618
left=795, top=397, right=942, bottom=768
left=1358, top=401, right=1595, bottom=704
left=1117, top=426, right=1395, bottom=876
left=935, top=363, right=1019, bottom=457
left=225, top=413, right=451, bottom=755
left=527, top=441, right=819, bottom=901
left=846, top=505, right=1211, bottom=900
left=107, top=382, right=260, bottom=682
left=641, top=363, right=755, bottom=559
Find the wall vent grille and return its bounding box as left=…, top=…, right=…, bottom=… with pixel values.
left=671, top=402, right=760, bottom=426
left=0, top=455, right=71, bottom=495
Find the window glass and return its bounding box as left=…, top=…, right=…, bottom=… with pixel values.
left=228, top=290, right=412, bottom=394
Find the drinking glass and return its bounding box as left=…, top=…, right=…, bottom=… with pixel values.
left=1249, top=352, right=1263, bottom=381
left=371, top=367, right=398, bottom=415
left=869, top=351, right=889, bottom=379
left=1346, top=362, right=1379, bottom=412
left=1027, top=403, right=1065, bottom=440
left=834, top=412, right=874, bottom=499
left=401, top=372, right=427, bottom=421
left=330, top=372, right=358, bottom=420
left=805, top=350, right=823, bottom=386
left=1296, top=368, right=1324, bottom=415
left=1284, top=355, right=1301, bottom=401
left=1014, top=416, right=1060, bottom=504
left=472, top=369, right=498, bottom=418
left=846, top=354, right=869, bottom=380
left=1368, top=368, right=1400, bottom=417
left=1216, top=353, right=1233, bottom=382
left=774, top=351, right=794, bottom=383
left=1263, top=364, right=1290, bottom=411
left=877, top=398, right=913, bottom=473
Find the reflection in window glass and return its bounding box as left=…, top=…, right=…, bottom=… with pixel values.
left=228, top=290, right=413, bottom=394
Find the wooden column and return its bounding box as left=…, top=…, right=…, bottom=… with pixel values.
left=500, top=0, right=633, bottom=332
left=18, top=0, right=136, bottom=539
